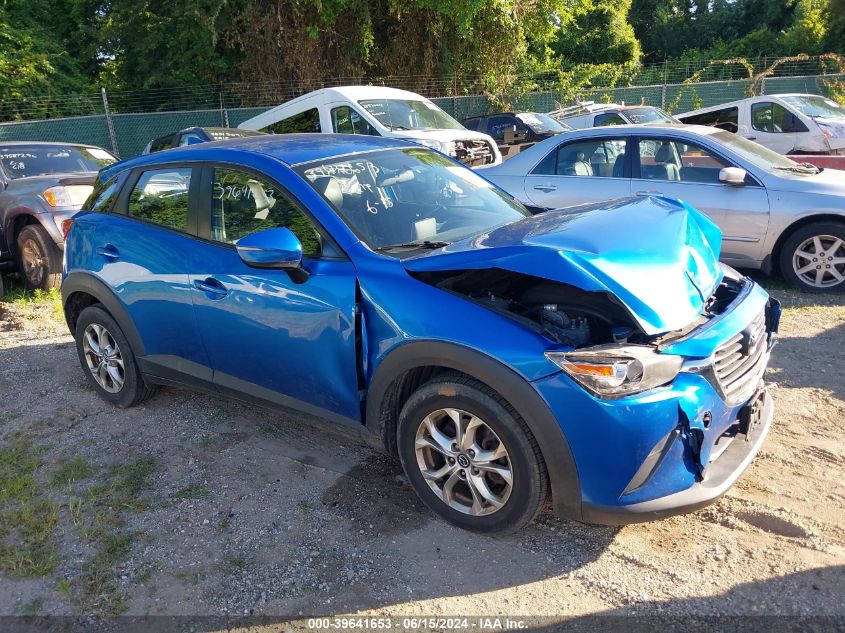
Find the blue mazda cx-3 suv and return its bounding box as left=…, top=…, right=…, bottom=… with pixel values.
left=62, top=134, right=779, bottom=533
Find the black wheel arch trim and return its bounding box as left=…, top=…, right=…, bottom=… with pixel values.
left=365, top=340, right=583, bottom=521
left=61, top=271, right=146, bottom=357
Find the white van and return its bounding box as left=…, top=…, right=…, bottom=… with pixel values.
left=678, top=94, right=845, bottom=155
left=238, top=86, right=502, bottom=167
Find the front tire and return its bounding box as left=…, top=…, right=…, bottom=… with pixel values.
left=779, top=222, right=845, bottom=292
left=74, top=305, right=157, bottom=407
left=16, top=224, right=62, bottom=291
left=396, top=373, right=548, bottom=533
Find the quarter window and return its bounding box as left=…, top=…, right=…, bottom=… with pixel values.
left=532, top=139, right=627, bottom=177
left=127, top=168, right=192, bottom=231
left=637, top=139, right=731, bottom=184
left=262, top=108, right=322, bottom=134
left=211, top=168, right=323, bottom=256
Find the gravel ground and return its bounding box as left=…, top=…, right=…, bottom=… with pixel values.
left=0, top=278, right=843, bottom=629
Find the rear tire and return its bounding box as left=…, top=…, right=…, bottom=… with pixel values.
left=779, top=222, right=845, bottom=293
left=396, top=372, right=548, bottom=534
left=74, top=305, right=157, bottom=407
left=16, top=224, right=62, bottom=291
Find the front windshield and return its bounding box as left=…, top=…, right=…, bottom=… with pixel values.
left=781, top=95, right=845, bottom=119
left=625, top=107, right=677, bottom=124
left=358, top=99, right=465, bottom=131
left=297, top=148, right=528, bottom=251
left=515, top=112, right=571, bottom=133
left=711, top=130, right=813, bottom=172
left=0, top=145, right=116, bottom=179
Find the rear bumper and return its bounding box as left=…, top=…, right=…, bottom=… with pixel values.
left=580, top=387, right=773, bottom=525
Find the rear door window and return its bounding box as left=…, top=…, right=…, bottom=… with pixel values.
left=594, top=113, right=626, bottom=127
left=681, top=107, right=739, bottom=133
left=127, top=168, right=193, bottom=232
left=532, top=138, right=628, bottom=177
left=262, top=108, right=322, bottom=134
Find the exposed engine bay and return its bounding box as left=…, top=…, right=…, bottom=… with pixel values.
left=410, top=268, right=650, bottom=349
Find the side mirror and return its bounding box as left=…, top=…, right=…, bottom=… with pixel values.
left=236, top=227, right=303, bottom=269
left=719, top=167, right=747, bottom=185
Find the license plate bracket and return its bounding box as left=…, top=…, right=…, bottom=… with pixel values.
left=739, top=387, right=766, bottom=442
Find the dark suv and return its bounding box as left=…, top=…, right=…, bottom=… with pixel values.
left=0, top=142, right=116, bottom=290
left=463, top=112, right=571, bottom=159
left=141, top=127, right=265, bottom=154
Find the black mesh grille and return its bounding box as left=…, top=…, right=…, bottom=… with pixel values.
left=712, top=310, right=768, bottom=403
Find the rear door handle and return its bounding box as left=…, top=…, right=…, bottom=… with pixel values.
left=193, top=277, right=228, bottom=299
left=96, top=244, right=119, bottom=260
left=533, top=184, right=557, bottom=192
left=746, top=136, right=757, bottom=141
left=636, top=190, right=662, bottom=196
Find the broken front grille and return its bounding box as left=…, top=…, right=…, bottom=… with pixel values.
left=712, top=309, right=768, bottom=404
left=452, top=140, right=495, bottom=167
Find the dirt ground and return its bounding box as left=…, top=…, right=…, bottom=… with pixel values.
left=0, top=277, right=843, bottom=630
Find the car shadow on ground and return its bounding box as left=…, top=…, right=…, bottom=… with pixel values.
left=766, top=320, right=845, bottom=401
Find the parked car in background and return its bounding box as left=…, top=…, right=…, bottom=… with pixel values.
left=548, top=102, right=678, bottom=129
left=141, top=127, right=265, bottom=154
left=462, top=112, right=571, bottom=160
left=0, top=142, right=117, bottom=290
left=677, top=94, right=845, bottom=155
left=237, top=86, right=502, bottom=167
left=63, top=134, right=778, bottom=533
left=483, top=124, right=845, bottom=292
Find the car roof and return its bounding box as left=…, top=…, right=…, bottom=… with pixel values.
left=110, top=133, right=414, bottom=174
left=678, top=93, right=820, bottom=117
left=0, top=140, right=106, bottom=150
left=551, top=123, right=719, bottom=136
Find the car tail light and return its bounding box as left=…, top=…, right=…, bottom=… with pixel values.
left=61, top=219, right=74, bottom=240
left=43, top=185, right=94, bottom=207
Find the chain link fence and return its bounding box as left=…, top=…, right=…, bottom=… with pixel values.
left=1, top=55, right=842, bottom=159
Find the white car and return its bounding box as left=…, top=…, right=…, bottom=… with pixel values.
left=483, top=124, right=845, bottom=292
left=548, top=103, right=678, bottom=129
left=678, top=94, right=845, bottom=155
left=238, top=86, right=502, bottom=167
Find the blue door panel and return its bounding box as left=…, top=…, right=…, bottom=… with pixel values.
left=188, top=244, right=361, bottom=421
left=69, top=214, right=210, bottom=376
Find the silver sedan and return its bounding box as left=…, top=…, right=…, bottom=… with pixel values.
left=483, top=124, right=845, bottom=292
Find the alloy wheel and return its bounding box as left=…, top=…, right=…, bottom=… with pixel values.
left=82, top=323, right=126, bottom=393
left=414, top=407, right=513, bottom=516
left=20, top=238, right=46, bottom=288
left=792, top=234, right=845, bottom=289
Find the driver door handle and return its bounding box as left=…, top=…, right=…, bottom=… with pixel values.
left=533, top=184, right=557, bottom=192
left=193, top=277, right=228, bottom=299
left=636, top=190, right=663, bottom=197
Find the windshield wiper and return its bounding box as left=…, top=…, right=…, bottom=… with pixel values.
left=376, top=240, right=449, bottom=251
left=774, top=164, right=819, bottom=174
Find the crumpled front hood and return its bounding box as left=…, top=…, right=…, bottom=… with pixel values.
left=403, top=196, right=724, bottom=335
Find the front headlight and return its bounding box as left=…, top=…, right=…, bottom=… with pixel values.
left=546, top=345, right=683, bottom=398
left=43, top=185, right=94, bottom=207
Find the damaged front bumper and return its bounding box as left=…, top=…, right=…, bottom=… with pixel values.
left=533, top=280, right=780, bottom=525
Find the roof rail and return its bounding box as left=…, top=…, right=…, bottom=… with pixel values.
left=547, top=100, right=620, bottom=120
